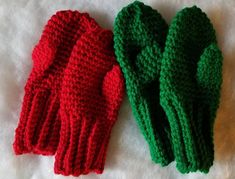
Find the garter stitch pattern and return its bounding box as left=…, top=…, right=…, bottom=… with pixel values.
left=54, top=27, right=124, bottom=176
left=114, top=1, right=174, bottom=166
left=160, top=6, right=223, bottom=173
left=13, top=10, right=98, bottom=155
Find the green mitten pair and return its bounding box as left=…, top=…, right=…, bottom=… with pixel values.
left=114, top=1, right=222, bottom=173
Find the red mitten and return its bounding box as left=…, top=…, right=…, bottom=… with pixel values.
left=54, top=27, right=124, bottom=176
left=13, top=10, right=98, bottom=155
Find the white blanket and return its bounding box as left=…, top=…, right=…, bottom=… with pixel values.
left=0, top=0, right=235, bottom=178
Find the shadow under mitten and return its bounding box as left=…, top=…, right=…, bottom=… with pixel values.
left=114, top=1, right=173, bottom=166
left=54, top=27, right=124, bottom=176
left=13, top=10, right=98, bottom=155
left=160, top=6, right=223, bottom=173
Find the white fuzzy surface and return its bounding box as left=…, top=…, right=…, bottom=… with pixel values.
left=0, top=0, right=235, bottom=178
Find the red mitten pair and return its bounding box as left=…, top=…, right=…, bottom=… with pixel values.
left=13, top=10, right=124, bottom=176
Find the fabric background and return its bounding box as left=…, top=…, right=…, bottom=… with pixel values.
left=0, top=0, right=235, bottom=178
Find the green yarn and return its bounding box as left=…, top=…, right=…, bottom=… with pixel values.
left=114, top=1, right=222, bottom=174
left=114, top=1, right=174, bottom=166
left=160, top=6, right=223, bottom=173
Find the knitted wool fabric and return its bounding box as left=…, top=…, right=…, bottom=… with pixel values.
left=114, top=1, right=173, bottom=166
left=13, top=10, right=98, bottom=155
left=160, top=6, right=223, bottom=173
left=54, top=27, right=124, bottom=176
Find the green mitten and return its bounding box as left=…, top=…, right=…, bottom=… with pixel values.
left=114, top=1, right=173, bottom=166
left=160, top=6, right=223, bottom=173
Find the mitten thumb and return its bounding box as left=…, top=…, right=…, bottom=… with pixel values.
left=102, top=64, right=124, bottom=119
left=32, top=39, right=56, bottom=73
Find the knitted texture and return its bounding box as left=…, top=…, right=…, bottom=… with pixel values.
left=13, top=10, right=98, bottom=155
left=114, top=1, right=174, bottom=166
left=160, top=6, right=223, bottom=173
left=54, top=27, right=124, bottom=176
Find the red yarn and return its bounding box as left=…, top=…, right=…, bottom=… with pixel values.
left=13, top=10, right=99, bottom=155
left=13, top=10, right=124, bottom=176
left=54, top=27, right=124, bottom=176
